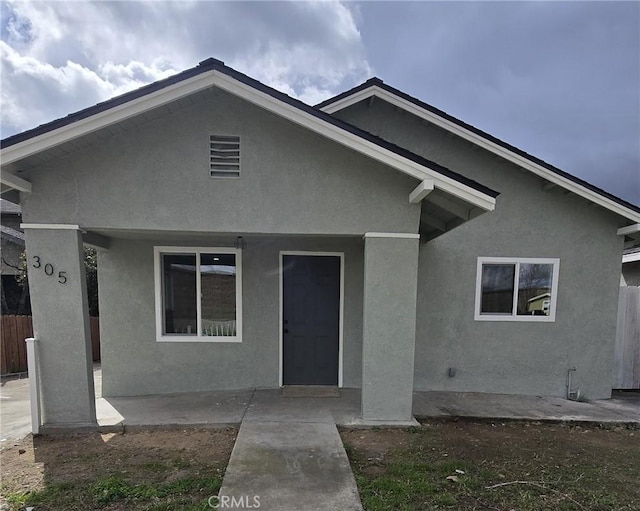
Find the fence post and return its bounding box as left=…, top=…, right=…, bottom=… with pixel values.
left=25, top=337, right=41, bottom=435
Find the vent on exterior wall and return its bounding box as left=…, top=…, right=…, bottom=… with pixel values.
left=210, top=135, right=240, bottom=178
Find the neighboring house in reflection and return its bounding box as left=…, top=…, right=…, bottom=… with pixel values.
left=0, top=199, right=30, bottom=314
left=527, top=293, right=552, bottom=315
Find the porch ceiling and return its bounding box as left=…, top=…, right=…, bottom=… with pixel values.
left=420, top=188, right=487, bottom=241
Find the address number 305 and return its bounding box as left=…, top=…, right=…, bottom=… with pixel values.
left=32, top=256, right=68, bottom=284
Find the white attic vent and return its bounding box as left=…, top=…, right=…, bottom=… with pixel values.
left=210, top=135, right=240, bottom=178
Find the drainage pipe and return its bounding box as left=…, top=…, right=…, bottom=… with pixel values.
left=566, top=366, right=576, bottom=400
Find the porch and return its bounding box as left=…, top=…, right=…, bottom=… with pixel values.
left=4, top=364, right=639, bottom=443
left=22, top=228, right=423, bottom=431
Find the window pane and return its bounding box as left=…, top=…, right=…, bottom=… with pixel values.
left=201, top=253, right=237, bottom=336
left=480, top=264, right=515, bottom=314
left=163, top=254, right=197, bottom=335
left=517, top=263, right=554, bottom=316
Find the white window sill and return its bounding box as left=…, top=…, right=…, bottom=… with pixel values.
left=156, top=335, right=242, bottom=343
left=474, top=314, right=555, bottom=322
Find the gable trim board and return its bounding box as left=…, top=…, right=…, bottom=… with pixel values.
left=318, top=79, right=640, bottom=225
left=0, top=59, right=497, bottom=214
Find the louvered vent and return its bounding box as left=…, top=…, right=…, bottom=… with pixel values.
left=210, top=135, right=240, bottom=177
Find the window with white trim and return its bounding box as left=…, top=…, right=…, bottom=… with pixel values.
left=154, top=247, right=242, bottom=341
left=474, top=257, right=560, bottom=322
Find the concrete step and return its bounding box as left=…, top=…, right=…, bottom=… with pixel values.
left=281, top=385, right=341, bottom=398
left=218, top=421, right=362, bottom=511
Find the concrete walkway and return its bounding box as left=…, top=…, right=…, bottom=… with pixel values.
left=215, top=389, right=363, bottom=510
left=219, top=420, right=362, bottom=511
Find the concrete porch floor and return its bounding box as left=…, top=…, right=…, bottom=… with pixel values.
left=97, top=388, right=640, bottom=432
left=2, top=365, right=639, bottom=442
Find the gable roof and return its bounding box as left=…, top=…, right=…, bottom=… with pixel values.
left=317, top=78, right=640, bottom=224
left=0, top=59, right=497, bottom=213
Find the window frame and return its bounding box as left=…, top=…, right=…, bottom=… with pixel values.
left=154, top=246, right=242, bottom=342
left=474, top=257, right=560, bottom=322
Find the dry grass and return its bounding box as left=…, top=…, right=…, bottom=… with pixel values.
left=341, top=421, right=640, bottom=511
left=0, top=428, right=237, bottom=511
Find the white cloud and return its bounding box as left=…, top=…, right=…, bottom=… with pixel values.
left=0, top=0, right=371, bottom=137
left=0, top=41, right=178, bottom=137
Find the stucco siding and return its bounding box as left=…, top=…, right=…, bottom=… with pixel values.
left=336, top=99, right=625, bottom=399
left=99, top=236, right=364, bottom=397
left=20, top=88, right=420, bottom=236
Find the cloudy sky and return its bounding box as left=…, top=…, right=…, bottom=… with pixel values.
left=1, top=1, right=638, bottom=204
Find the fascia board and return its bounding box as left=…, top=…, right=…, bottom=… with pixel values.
left=0, top=71, right=219, bottom=166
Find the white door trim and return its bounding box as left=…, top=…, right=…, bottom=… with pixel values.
left=279, top=251, right=345, bottom=388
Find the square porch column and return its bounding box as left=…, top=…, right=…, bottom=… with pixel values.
left=361, top=233, right=420, bottom=423
left=23, top=225, right=96, bottom=428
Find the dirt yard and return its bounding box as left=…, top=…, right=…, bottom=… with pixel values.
left=0, top=428, right=237, bottom=511
left=341, top=421, right=640, bottom=511
left=3, top=421, right=638, bottom=510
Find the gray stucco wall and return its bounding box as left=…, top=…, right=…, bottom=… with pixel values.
left=24, top=227, right=96, bottom=425
left=361, top=235, right=419, bottom=421
left=336, top=99, right=626, bottom=399
left=20, top=87, right=420, bottom=237
left=622, top=261, right=640, bottom=286
left=99, top=235, right=364, bottom=396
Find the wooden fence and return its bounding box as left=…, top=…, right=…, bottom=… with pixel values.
left=0, top=316, right=100, bottom=375
left=614, top=287, right=640, bottom=389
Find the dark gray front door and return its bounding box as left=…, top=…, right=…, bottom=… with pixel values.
left=282, top=255, right=340, bottom=385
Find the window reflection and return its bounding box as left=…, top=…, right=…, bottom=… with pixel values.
left=480, top=264, right=515, bottom=314
left=517, top=263, right=553, bottom=316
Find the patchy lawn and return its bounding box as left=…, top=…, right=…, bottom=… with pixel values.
left=0, top=428, right=237, bottom=511
left=341, top=421, right=640, bottom=511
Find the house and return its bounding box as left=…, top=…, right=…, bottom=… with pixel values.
left=1, top=58, right=639, bottom=428
left=526, top=293, right=552, bottom=315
